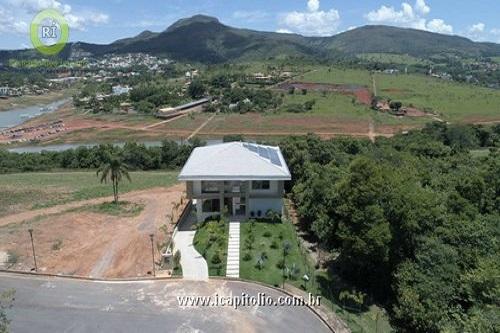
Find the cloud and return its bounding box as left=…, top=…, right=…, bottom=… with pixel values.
left=426, top=19, right=453, bottom=34
left=278, top=0, right=341, bottom=36
left=232, top=10, right=269, bottom=22
left=0, top=7, right=28, bottom=33
left=276, top=28, right=293, bottom=34
left=415, top=0, right=430, bottom=15
left=469, top=22, right=485, bottom=34
left=463, top=23, right=500, bottom=42
left=307, top=0, right=320, bottom=12
left=1, top=0, right=109, bottom=34
left=364, top=0, right=453, bottom=34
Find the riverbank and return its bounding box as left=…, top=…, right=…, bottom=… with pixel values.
left=0, top=90, right=72, bottom=112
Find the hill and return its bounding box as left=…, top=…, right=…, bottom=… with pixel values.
left=328, top=25, right=500, bottom=57
left=2, top=15, right=500, bottom=63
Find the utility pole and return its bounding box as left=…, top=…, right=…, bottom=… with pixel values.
left=28, top=228, right=37, bottom=272
left=149, top=234, right=155, bottom=277
left=282, top=246, right=286, bottom=289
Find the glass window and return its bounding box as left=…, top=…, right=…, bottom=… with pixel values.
left=201, top=181, right=219, bottom=193
left=252, top=180, right=270, bottom=190
left=202, top=199, right=220, bottom=213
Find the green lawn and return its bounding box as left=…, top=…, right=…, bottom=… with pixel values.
left=0, top=171, right=178, bottom=216
left=240, top=219, right=311, bottom=289
left=193, top=219, right=229, bottom=276
left=374, top=72, right=500, bottom=122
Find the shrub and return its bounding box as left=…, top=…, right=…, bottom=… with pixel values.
left=173, top=250, right=181, bottom=266
left=286, top=263, right=300, bottom=280
left=6, top=250, right=18, bottom=265
left=263, top=231, right=272, bottom=238
left=243, top=252, right=252, bottom=261
left=276, top=259, right=285, bottom=269
left=270, top=240, right=279, bottom=249
left=51, top=239, right=63, bottom=251
left=211, top=251, right=222, bottom=264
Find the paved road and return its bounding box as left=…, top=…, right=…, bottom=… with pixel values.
left=0, top=273, right=331, bottom=333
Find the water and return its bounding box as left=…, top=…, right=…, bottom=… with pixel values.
left=7, top=139, right=224, bottom=153
left=0, top=98, right=70, bottom=129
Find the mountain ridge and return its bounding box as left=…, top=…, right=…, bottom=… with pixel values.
left=2, top=15, right=500, bottom=64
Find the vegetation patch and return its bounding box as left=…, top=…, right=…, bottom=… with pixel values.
left=0, top=171, right=178, bottom=214
left=77, top=201, right=145, bottom=217
left=193, top=218, right=229, bottom=276
left=240, top=219, right=309, bottom=289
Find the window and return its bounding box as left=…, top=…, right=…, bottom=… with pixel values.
left=202, top=199, right=220, bottom=213
left=252, top=180, right=270, bottom=190
left=201, top=181, right=219, bottom=193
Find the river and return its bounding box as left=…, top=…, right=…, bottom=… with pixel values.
left=7, top=139, right=224, bottom=153
left=0, top=98, right=70, bottom=129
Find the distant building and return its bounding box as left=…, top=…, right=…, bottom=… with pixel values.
left=112, top=85, right=132, bottom=96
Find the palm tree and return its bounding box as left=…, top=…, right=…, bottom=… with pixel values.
left=97, top=156, right=131, bottom=204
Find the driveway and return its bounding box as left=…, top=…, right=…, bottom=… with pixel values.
left=173, top=204, right=209, bottom=280
left=0, top=273, right=332, bottom=333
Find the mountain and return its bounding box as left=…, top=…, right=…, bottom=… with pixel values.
left=2, top=15, right=500, bottom=64
left=327, top=25, right=500, bottom=57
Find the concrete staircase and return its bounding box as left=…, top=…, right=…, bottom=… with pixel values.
left=226, top=221, right=240, bottom=278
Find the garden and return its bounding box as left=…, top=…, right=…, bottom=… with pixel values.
left=193, top=218, right=229, bottom=276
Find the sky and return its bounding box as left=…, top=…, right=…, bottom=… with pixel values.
left=1, top=0, right=500, bottom=50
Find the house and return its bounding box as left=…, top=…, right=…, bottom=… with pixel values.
left=178, top=142, right=291, bottom=222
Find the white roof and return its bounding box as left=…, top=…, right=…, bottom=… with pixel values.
left=178, top=142, right=291, bottom=181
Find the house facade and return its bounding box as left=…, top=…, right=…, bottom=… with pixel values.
left=178, top=142, right=291, bottom=222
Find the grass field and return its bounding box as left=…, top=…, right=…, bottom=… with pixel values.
left=374, top=72, right=500, bottom=122
left=301, top=67, right=372, bottom=86
left=282, top=91, right=371, bottom=120
left=193, top=219, right=229, bottom=276
left=297, top=67, right=500, bottom=123
left=0, top=171, right=178, bottom=217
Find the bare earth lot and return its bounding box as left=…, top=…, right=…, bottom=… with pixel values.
left=0, top=185, right=184, bottom=278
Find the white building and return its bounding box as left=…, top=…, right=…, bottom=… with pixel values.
left=178, top=142, right=291, bottom=222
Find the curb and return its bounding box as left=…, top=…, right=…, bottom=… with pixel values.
left=211, top=276, right=339, bottom=333
left=0, top=269, right=181, bottom=282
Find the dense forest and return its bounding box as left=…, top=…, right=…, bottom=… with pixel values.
left=280, top=123, right=500, bottom=333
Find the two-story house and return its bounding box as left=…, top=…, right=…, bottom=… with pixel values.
left=178, top=142, right=291, bottom=222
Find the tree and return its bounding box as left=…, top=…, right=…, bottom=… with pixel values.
left=389, top=101, right=403, bottom=112
left=0, top=290, right=14, bottom=333
left=188, top=80, right=206, bottom=99
left=97, top=156, right=131, bottom=203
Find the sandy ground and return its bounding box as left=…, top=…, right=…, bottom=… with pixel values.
left=0, top=184, right=185, bottom=278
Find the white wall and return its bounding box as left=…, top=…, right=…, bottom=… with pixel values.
left=248, top=198, right=283, bottom=217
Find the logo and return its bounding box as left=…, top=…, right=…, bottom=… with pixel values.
left=30, top=9, right=69, bottom=56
